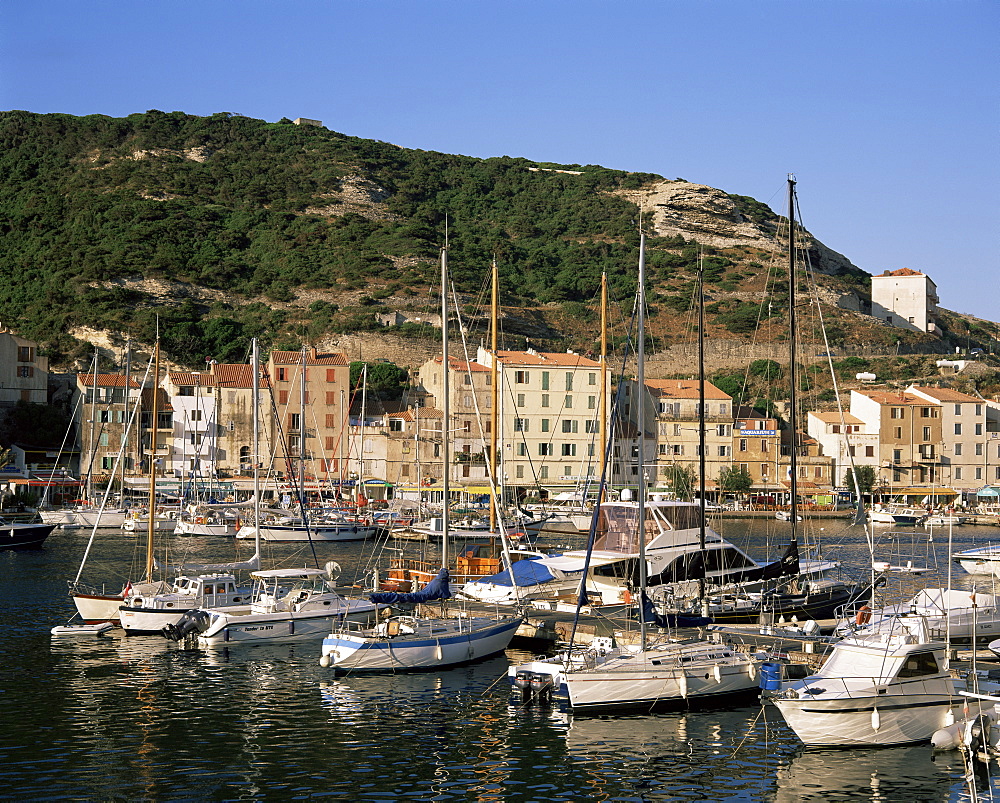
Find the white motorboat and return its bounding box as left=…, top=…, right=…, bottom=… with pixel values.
left=771, top=615, right=965, bottom=747
left=925, top=513, right=966, bottom=527
left=868, top=505, right=924, bottom=525
left=166, top=567, right=380, bottom=646
left=952, top=544, right=1000, bottom=577
left=41, top=506, right=129, bottom=529
left=835, top=588, right=1000, bottom=644
left=174, top=509, right=239, bottom=537
left=119, top=571, right=254, bottom=635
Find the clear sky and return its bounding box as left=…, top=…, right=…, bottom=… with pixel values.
left=3, top=1, right=997, bottom=321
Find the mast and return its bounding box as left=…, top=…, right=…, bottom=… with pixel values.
left=600, top=271, right=608, bottom=504
left=251, top=338, right=262, bottom=561
left=300, top=345, right=307, bottom=514
left=144, top=339, right=160, bottom=584
left=698, top=253, right=708, bottom=616
left=440, top=244, right=450, bottom=572
left=490, top=257, right=499, bottom=531
left=787, top=176, right=799, bottom=543
left=637, top=231, right=648, bottom=647
left=86, top=348, right=99, bottom=503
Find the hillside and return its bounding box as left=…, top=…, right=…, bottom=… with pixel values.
left=1, top=109, right=996, bottom=373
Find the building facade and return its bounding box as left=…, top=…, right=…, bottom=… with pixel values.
left=870, top=268, right=939, bottom=333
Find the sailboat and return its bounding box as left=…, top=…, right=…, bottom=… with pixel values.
left=318, top=245, right=523, bottom=672
left=508, top=230, right=760, bottom=711
left=116, top=340, right=261, bottom=633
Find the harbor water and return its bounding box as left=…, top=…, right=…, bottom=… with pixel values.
left=3, top=518, right=1000, bottom=801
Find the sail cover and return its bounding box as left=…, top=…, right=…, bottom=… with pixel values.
left=471, top=557, right=558, bottom=588
left=369, top=567, right=452, bottom=604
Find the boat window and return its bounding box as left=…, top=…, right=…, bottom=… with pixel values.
left=896, top=652, right=939, bottom=678
left=703, top=547, right=756, bottom=572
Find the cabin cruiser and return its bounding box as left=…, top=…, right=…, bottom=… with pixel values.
left=119, top=573, right=251, bottom=634
left=953, top=544, right=1000, bottom=577
left=458, top=500, right=838, bottom=607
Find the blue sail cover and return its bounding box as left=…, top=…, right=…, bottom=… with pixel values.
left=369, top=567, right=452, bottom=604
left=473, top=557, right=559, bottom=588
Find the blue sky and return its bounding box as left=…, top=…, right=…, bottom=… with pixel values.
left=4, top=1, right=997, bottom=321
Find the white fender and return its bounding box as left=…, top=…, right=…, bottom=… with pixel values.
left=435, top=641, right=443, bottom=661
left=678, top=672, right=688, bottom=699
left=712, top=665, right=722, bottom=684
left=871, top=707, right=881, bottom=732
left=319, top=653, right=331, bottom=668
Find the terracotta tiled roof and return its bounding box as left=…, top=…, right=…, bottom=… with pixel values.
left=879, top=268, right=924, bottom=277
left=77, top=373, right=141, bottom=389
left=856, top=390, right=937, bottom=406
left=169, top=371, right=217, bottom=387
left=644, top=379, right=731, bottom=400
left=810, top=411, right=865, bottom=424
left=270, top=348, right=348, bottom=366
left=907, top=386, right=980, bottom=403
left=496, top=350, right=602, bottom=368
left=212, top=364, right=271, bottom=389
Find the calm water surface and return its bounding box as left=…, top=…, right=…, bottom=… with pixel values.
left=3, top=518, right=1000, bottom=801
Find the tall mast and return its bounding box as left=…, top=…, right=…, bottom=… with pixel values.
left=697, top=254, right=708, bottom=615
left=787, top=176, right=799, bottom=543
left=300, top=345, right=307, bottom=513
left=144, top=339, right=160, bottom=583
left=490, top=257, right=499, bottom=531
left=251, top=338, right=261, bottom=560
left=637, top=231, right=648, bottom=647
left=600, top=271, right=608, bottom=504
left=86, top=348, right=98, bottom=503
left=440, top=244, right=450, bottom=570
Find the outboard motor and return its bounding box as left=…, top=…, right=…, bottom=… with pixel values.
left=162, top=609, right=212, bottom=642
left=513, top=670, right=555, bottom=705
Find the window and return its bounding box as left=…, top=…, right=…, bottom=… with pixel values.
left=463, top=375, right=471, bottom=385
left=517, top=443, right=527, bottom=456
left=561, top=420, right=578, bottom=433
left=976, top=443, right=984, bottom=456
left=976, top=468, right=983, bottom=480
left=865, top=446, right=874, bottom=457
left=178, top=386, right=194, bottom=397
left=896, top=652, right=939, bottom=678
left=719, top=403, right=728, bottom=415
left=718, top=446, right=730, bottom=457
left=463, top=395, right=473, bottom=408
left=589, top=373, right=596, bottom=386
left=389, top=419, right=403, bottom=432
left=890, top=407, right=904, bottom=419
left=893, top=449, right=902, bottom=462
left=920, top=407, right=936, bottom=418
left=541, top=372, right=549, bottom=390
left=99, top=433, right=109, bottom=447
left=658, top=444, right=667, bottom=455
left=955, top=468, right=963, bottom=480
left=955, top=404, right=962, bottom=416
left=565, top=373, right=573, bottom=391
left=277, top=367, right=288, bottom=382
left=585, top=420, right=598, bottom=433
left=16, top=366, right=33, bottom=378
left=976, top=424, right=983, bottom=436
left=16, top=346, right=33, bottom=362
left=716, top=424, right=730, bottom=437
left=189, top=409, right=202, bottom=422
left=514, top=418, right=528, bottom=432
left=101, top=456, right=113, bottom=470
left=955, top=443, right=963, bottom=456
left=290, top=413, right=301, bottom=430
left=539, top=443, right=553, bottom=456
left=541, top=394, right=549, bottom=408
left=761, top=439, right=769, bottom=453
left=562, top=443, right=576, bottom=457
left=673, top=424, right=681, bottom=437
left=564, top=395, right=573, bottom=408
left=516, top=393, right=525, bottom=407
left=760, top=463, right=769, bottom=478
left=541, top=419, right=550, bottom=432
left=739, top=439, right=748, bottom=452
left=539, top=466, right=549, bottom=479
left=922, top=427, right=931, bottom=441
left=588, top=395, right=596, bottom=410
left=955, top=423, right=963, bottom=436
left=849, top=446, right=856, bottom=457
left=190, top=433, right=203, bottom=446
left=894, top=427, right=903, bottom=439
left=99, top=410, right=110, bottom=423
left=278, top=390, right=289, bottom=404
left=516, top=465, right=524, bottom=478
left=401, top=464, right=410, bottom=477
left=326, top=414, right=337, bottom=427
left=515, top=371, right=529, bottom=384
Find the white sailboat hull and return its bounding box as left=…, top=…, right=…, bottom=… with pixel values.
left=198, top=599, right=378, bottom=646
left=321, top=615, right=522, bottom=672
left=235, top=523, right=377, bottom=542
left=72, top=591, right=125, bottom=624
left=512, top=643, right=758, bottom=711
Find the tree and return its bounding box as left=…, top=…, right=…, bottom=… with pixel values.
left=718, top=465, right=753, bottom=498
left=843, top=465, right=877, bottom=495
left=349, top=361, right=409, bottom=401
left=661, top=464, right=696, bottom=501
left=0, top=401, right=72, bottom=447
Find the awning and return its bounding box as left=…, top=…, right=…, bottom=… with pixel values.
left=978, top=486, right=1000, bottom=498
left=7, top=477, right=83, bottom=486
left=891, top=487, right=958, bottom=497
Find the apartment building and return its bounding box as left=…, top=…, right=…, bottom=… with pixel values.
left=474, top=346, right=607, bottom=491
left=266, top=348, right=350, bottom=483
left=850, top=389, right=944, bottom=488
left=732, top=407, right=783, bottom=489
left=870, top=268, right=939, bottom=333
left=164, top=370, right=219, bottom=480
left=627, top=379, right=734, bottom=490
left=907, top=385, right=989, bottom=491
left=806, top=411, right=879, bottom=487
left=0, top=329, right=48, bottom=409
left=74, top=373, right=143, bottom=479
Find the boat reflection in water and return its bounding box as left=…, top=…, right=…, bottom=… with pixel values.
left=773, top=744, right=962, bottom=803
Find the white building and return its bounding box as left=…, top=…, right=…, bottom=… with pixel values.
left=806, top=411, right=879, bottom=487
left=907, top=385, right=988, bottom=491
left=164, top=371, right=219, bottom=481
left=870, top=268, right=938, bottom=333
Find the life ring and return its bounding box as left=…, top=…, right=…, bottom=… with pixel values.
left=422, top=478, right=432, bottom=487
left=195, top=517, right=205, bottom=525
left=855, top=604, right=872, bottom=626
left=623, top=588, right=633, bottom=604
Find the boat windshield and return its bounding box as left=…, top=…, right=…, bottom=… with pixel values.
left=593, top=504, right=703, bottom=553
